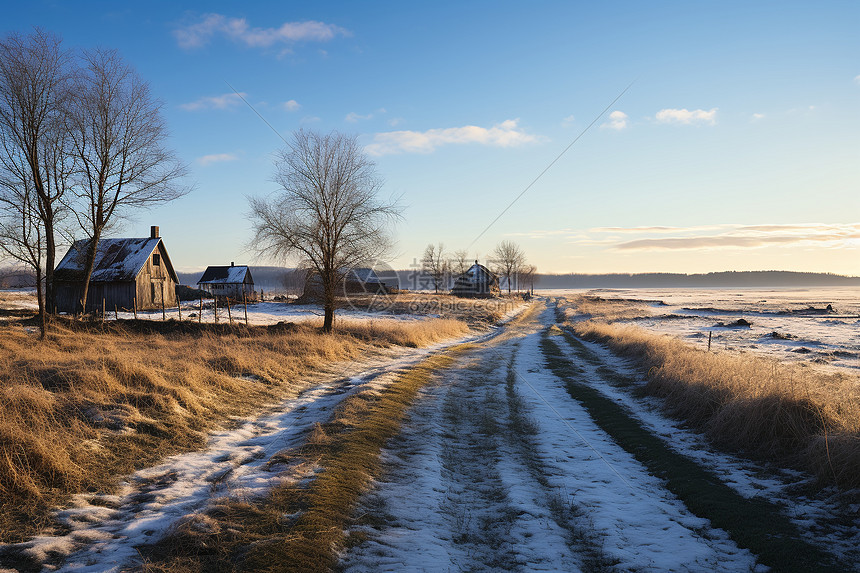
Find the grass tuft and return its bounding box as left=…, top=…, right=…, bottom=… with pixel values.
left=0, top=315, right=469, bottom=543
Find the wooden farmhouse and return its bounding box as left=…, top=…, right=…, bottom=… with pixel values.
left=451, top=261, right=500, bottom=297
left=54, top=226, right=178, bottom=313
left=197, top=263, right=256, bottom=301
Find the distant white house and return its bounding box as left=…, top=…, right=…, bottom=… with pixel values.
left=451, top=261, right=500, bottom=298
left=197, top=263, right=256, bottom=301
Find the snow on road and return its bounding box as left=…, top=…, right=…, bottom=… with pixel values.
left=341, top=304, right=760, bottom=571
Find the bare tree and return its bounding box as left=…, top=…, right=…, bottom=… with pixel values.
left=249, top=129, right=401, bottom=332
left=520, top=264, right=538, bottom=295
left=0, top=29, right=72, bottom=329
left=492, top=240, right=526, bottom=294
left=421, top=242, right=448, bottom=294
left=67, top=48, right=187, bottom=312
left=452, top=248, right=470, bottom=277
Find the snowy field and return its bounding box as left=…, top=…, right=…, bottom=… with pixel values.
left=545, top=287, right=860, bottom=374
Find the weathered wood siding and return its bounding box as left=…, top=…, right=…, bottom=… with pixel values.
left=135, top=242, right=177, bottom=309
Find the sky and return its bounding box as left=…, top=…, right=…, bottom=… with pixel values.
left=4, top=1, right=859, bottom=275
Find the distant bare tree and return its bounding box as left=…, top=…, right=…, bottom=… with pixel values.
left=0, top=29, right=73, bottom=334
left=249, top=129, right=402, bottom=332
left=422, top=242, right=448, bottom=294
left=492, top=240, right=526, bottom=294
left=520, top=264, right=538, bottom=295
left=452, top=249, right=470, bottom=277
left=67, top=48, right=187, bottom=312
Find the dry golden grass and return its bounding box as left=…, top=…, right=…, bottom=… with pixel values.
left=569, top=318, right=860, bottom=488
left=0, top=315, right=470, bottom=543
left=561, top=294, right=653, bottom=322
left=343, top=292, right=523, bottom=326
left=137, top=345, right=472, bottom=573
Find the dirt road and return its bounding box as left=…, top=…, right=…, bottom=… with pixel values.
left=341, top=300, right=855, bottom=572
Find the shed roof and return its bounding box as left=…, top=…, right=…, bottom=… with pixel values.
left=55, top=238, right=178, bottom=283
left=198, top=265, right=254, bottom=285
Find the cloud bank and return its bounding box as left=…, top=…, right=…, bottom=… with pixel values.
left=365, top=119, right=537, bottom=155
left=180, top=93, right=245, bottom=111
left=655, top=107, right=717, bottom=126
left=175, top=14, right=349, bottom=50
left=601, top=110, right=628, bottom=130
left=196, top=153, right=238, bottom=166
left=612, top=223, right=860, bottom=251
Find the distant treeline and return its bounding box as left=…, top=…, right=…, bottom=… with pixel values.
left=171, top=268, right=860, bottom=292
left=533, top=271, right=860, bottom=288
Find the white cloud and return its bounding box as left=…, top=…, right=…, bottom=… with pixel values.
left=561, top=114, right=576, bottom=127
left=283, top=99, right=301, bottom=111
left=387, top=117, right=404, bottom=127
left=855, top=75, right=860, bottom=85
left=365, top=119, right=537, bottom=156
left=180, top=93, right=245, bottom=111
left=601, top=110, right=628, bottom=130
left=174, top=14, right=349, bottom=50
left=655, top=107, right=717, bottom=126
left=612, top=223, right=860, bottom=251
left=196, top=153, right=238, bottom=166
left=345, top=111, right=373, bottom=123
left=751, top=113, right=765, bottom=121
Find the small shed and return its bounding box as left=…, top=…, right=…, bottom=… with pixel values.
left=197, top=263, right=256, bottom=301
left=451, top=261, right=500, bottom=297
left=54, top=226, right=178, bottom=313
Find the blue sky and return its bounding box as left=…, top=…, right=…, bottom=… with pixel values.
left=6, top=1, right=860, bottom=274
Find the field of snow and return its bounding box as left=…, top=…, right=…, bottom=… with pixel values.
left=546, top=287, right=860, bottom=374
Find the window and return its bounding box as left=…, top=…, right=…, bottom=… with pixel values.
left=153, top=254, right=161, bottom=266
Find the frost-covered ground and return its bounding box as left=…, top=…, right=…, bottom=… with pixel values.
left=0, top=319, right=514, bottom=573
left=547, top=287, right=860, bottom=373
left=341, top=301, right=858, bottom=572
left=3, top=295, right=858, bottom=571
left=0, top=289, right=428, bottom=327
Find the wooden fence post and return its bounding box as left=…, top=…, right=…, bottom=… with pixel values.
left=114, top=304, right=118, bottom=320
left=133, top=297, right=137, bottom=320
left=199, top=294, right=203, bottom=324
left=708, top=331, right=712, bottom=352
left=214, top=296, right=218, bottom=324
left=161, top=283, right=166, bottom=321
left=177, top=297, right=182, bottom=321
left=227, top=297, right=233, bottom=326
left=102, top=298, right=105, bottom=324
left=243, top=291, right=248, bottom=326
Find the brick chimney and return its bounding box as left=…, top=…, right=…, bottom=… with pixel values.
left=150, top=225, right=159, bottom=239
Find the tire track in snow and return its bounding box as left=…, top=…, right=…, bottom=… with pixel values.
left=343, top=301, right=763, bottom=572
left=343, top=309, right=599, bottom=571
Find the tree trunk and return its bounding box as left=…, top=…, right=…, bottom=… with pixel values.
left=35, top=266, right=45, bottom=340
left=43, top=209, right=56, bottom=314
left=323, top=304, right=334, bottom=333
left=79, top=232, right=102, bottom=314
left=322, top=279, right=335, bottom=333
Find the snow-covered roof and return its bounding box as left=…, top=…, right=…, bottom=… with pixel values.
left=55, top=238, right=177, bottom=283
left=463, top=263, right=496, bottom=281
left=349, top=267, right=385, bottom=285
left=198, top=265, right=253, bottom=285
